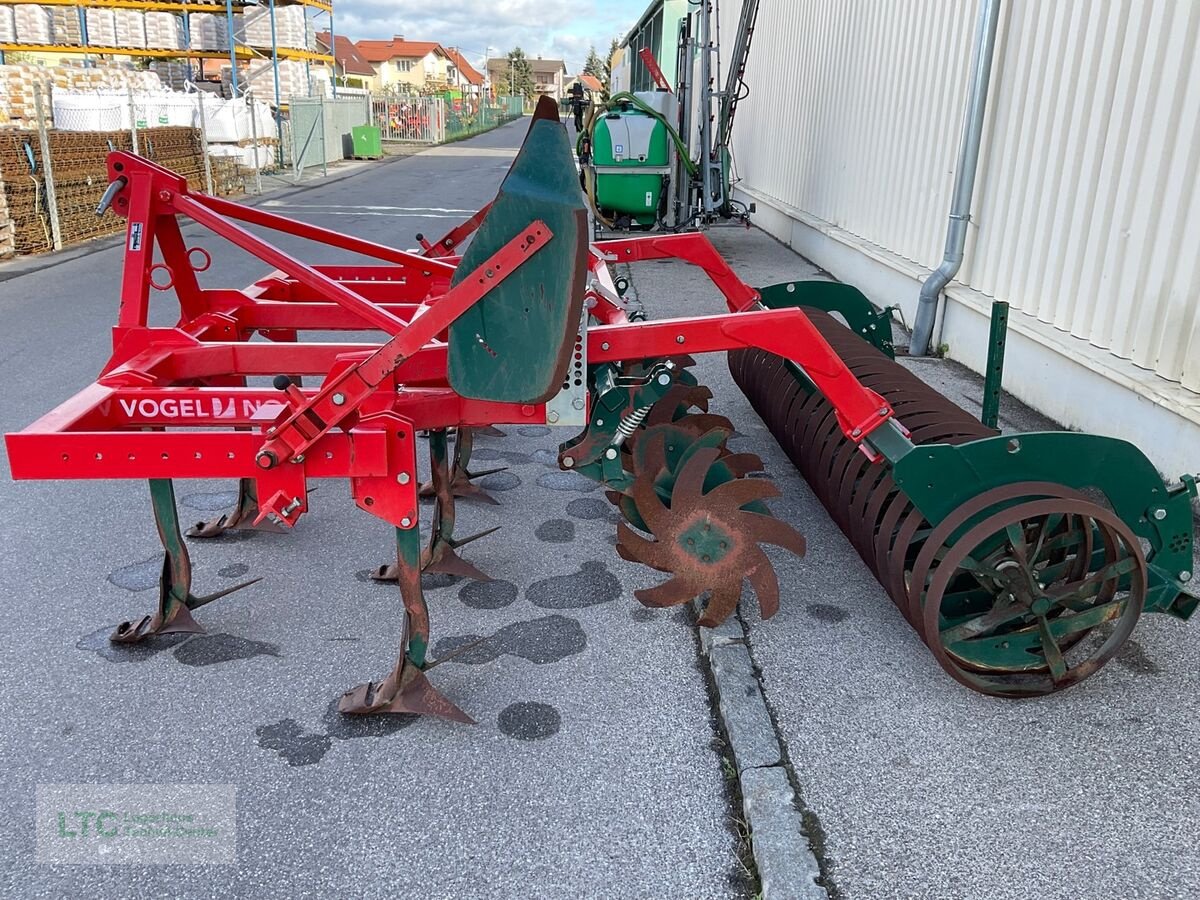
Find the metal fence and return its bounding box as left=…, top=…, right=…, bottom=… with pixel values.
left=444, top=95, right=524, bottom=142
left=289, top=95, right=372, bottom=177
left=370, top=95, right=524, bottom=144
left=0, top=84, right=243, bottom=256
left=371, top=96, right=445, bottom=143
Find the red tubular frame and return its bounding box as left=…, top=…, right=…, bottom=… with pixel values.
left=6, top=153, right=894, bottom=531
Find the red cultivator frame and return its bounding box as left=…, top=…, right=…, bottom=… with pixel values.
left=7, top=102, right=901, bottom=721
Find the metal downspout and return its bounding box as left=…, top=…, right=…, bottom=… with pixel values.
left=909, top=0, right=1003, bottom=357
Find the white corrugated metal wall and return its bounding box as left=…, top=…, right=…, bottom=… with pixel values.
left=720, top=0, right=1200, bottom=394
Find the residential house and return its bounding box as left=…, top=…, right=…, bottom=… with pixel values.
left=315, top=32, right=379, bottom=91
left=443, top=47, right=484, bottom=96
left=531, top=57, right=567, bottom=100
left=355, top=36, right=452, bottom=93
left=485, top=58, right=510, bottom=96
left=486, top=56, right=568, bottom=102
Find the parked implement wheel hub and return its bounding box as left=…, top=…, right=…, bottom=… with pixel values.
left=912, top=491, right=1147, bottom=696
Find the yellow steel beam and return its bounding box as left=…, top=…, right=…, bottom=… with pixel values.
left=0, top=42, right=332, bottom=63
left=0, top=1, right=332, bottom=14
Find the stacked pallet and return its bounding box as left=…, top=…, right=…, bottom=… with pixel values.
left=149, top=61, right=192, bottom=92
left=13, top=4, right=52, bottom=44
left=188, top=13, right=229, bottom=52
left=0, top=64, right=166, bottom=127
left=113, top=9, right=146, bottom=49
left=145, top=13, right=184, bottom=52
left=0, top=8, right=13, bottom=43
left=243, top=6, right=306, bottom=50
left=210, top=154, right=243, bottom=196
left=246, top=59, right=313, bottom=99
left=0, top=124, right=236, bottom=255
left=0, top=65, right=51, bottom=124
left=84, top=9, right=116, bottom=46
left=50, top=7, right=82, bottom=45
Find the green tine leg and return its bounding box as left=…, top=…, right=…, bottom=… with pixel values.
left=111, top=479, right=260, bottom=644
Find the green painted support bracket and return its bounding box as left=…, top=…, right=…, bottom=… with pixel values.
left=892, top=432, right=1198, bottom=618
left=981, top=301, right=1009, bottom=429
left=559, top=362, right=674, bottom=489
left=757, top=281, right=896, bottom=358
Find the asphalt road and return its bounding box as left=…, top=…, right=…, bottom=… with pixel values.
left=0, top=119, right=741, bottom=899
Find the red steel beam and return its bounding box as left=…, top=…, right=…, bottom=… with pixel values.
left=174, top=195, right=412, bottom=337
left=594, top=233, right=760, bottom=311
left=588, top=308, right=894, bottom=441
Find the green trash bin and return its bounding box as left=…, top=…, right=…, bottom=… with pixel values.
left=351, top=125, right=382, bottom=159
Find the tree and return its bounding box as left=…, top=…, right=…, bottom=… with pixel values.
left=505, top=47, right=536, bottom=104
left=583, top=46, right=604, bottom=79
left=602, top=38, right=620, bottom=102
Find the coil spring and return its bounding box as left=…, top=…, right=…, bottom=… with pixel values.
left=614, top=405, right=653, bottom=445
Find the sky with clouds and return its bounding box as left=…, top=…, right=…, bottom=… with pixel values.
left=331, top=0, right=649, bottom=73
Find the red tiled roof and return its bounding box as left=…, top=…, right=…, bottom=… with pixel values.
left=314, top=32, right=375, bottom=76
left=579, top=74, right=603, bottom=91
left=355, top=37, right=446, bottom=63
left=444, top=48, right=483, bottom=86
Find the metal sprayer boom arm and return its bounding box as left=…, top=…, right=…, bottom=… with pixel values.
left=717, top=0, right=761, bottom=152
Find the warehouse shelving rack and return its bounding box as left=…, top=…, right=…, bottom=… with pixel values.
left=0, top=0, right=335, bottom=105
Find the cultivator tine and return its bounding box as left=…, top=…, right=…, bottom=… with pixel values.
left=375, top=431, right=495, bottom=583
left=419, top=428, right=502, bottom=505
left=110, top=553, right=205, bottom=643
left=112, top=479, right=259, bottom=644
left=341, top=525, right=474, bottom=723
left=339, top=661, right=474, bottom=723
left=186, top=477, right=290, bottom=539
left=423, top=431, right=496, bottom=579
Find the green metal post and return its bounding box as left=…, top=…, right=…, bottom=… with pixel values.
left=981, top=300, right=1009, bottom=430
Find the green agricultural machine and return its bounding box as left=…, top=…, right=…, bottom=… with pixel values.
left=580, top=0, right=760, bottom=231
left=588, top=92, right=676, bottom=228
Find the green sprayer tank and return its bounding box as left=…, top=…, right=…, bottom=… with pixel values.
left=591, top=92, right=677, bottom=228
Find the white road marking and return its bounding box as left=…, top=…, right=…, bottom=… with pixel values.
left=419, top=147, right=519, bottom=159
left=264, top=211, right=465, bottom=218
left=261, top=202, right=476, bottom=213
